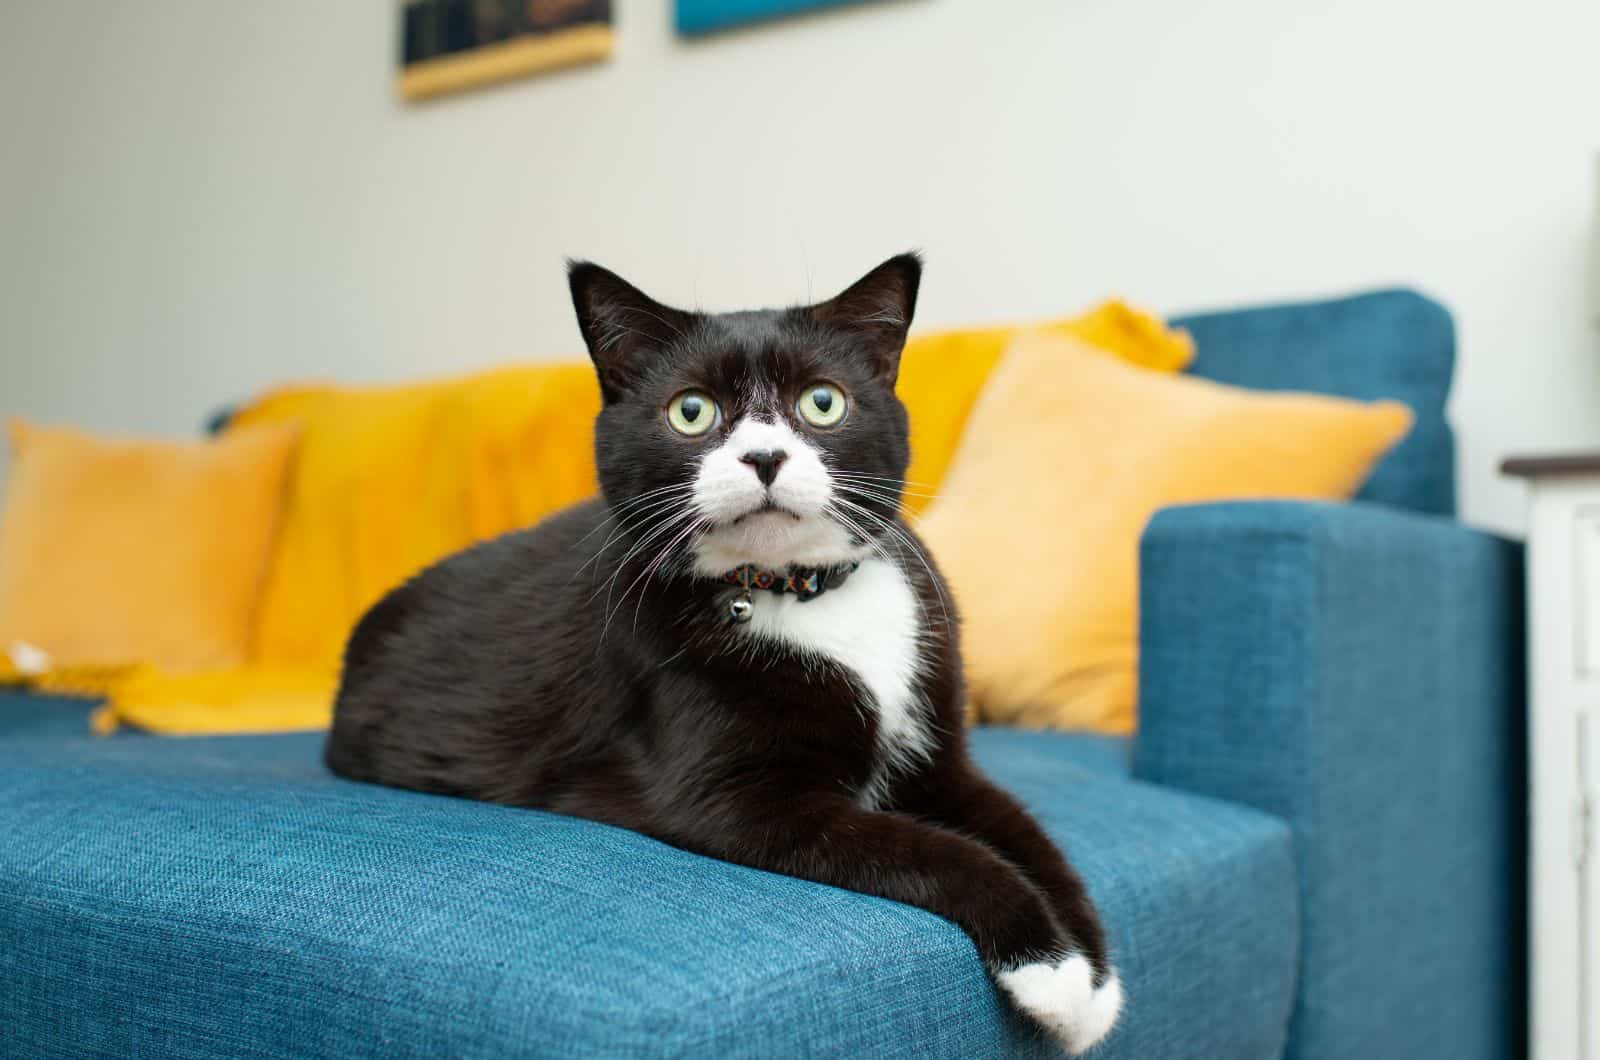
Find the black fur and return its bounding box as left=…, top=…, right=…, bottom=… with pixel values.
left=325, top=255, right=1110, bottom=990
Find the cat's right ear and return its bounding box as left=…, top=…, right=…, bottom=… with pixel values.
left=567, top=261, right=694, bottom=402
left=807, top=252, right=922, bottom=387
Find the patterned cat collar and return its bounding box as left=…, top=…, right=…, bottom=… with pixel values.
left=719, top=562, right=860, bottom=624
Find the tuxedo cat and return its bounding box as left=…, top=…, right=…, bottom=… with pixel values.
left=325, top=254, right=1121, bottom=1054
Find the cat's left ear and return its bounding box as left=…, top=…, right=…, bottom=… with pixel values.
left=568, top=261, right=695, bottom=402
left=808, top=252, right=922, bottom=386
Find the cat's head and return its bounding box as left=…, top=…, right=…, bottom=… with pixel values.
left=568, top=253, right=921, bottom=575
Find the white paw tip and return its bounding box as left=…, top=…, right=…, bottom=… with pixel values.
left=997, top=954, right=1122, bottom=1055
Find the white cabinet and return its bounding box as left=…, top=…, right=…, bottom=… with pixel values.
left=1585, top=706, right=1599, bottom=1060
left=1507, top=456, right=1600, bottom=1060
left=1577, top=509, right=1600, bottom=677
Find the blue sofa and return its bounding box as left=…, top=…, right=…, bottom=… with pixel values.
left=0, top=290, right=1524, bottom=1059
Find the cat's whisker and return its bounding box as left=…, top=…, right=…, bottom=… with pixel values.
left=576, top=505, right=676, bottom=578
left=597, top=503, right=695, bottom=588
left=824, top=498, right=901, bottom=566
left=825, top=503, right=939, bottom=637
left=829, top=483, right=935, bottom=524
left=830, top=496, right=953, bottom=633
left=630, top=516, right=708, bottom=637
left=832, top=480, right=940, bottom=505
left=594, top=502, right=711, bottom=647
left=831, top=482, right=912, bottom=505
left=825, top=505, right=894, bottom=569
left=579, top=481, right=682, bottom=520
left=593, top=485, right=693, bottom=529
left=832, top=493, right=908, bottom=521
left=826, top=472, right=943, bottom=503
left=829, top=471, right=941, bottom=491
left=574, top=494, right=692, bottom=580
left=822, top=502, right=869, bottom=547
left=603, top=509, right=704, bottom=646
left=589, top=502, right=697, bottom=611
left=597, top=484, right=690, bottom=522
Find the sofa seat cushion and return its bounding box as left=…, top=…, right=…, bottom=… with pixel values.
left=0, top=690, right=110, bottom=741
left=0, top=695, right=1296, bottom=1059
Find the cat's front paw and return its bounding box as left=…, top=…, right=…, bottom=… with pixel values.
left=996, top=954, right=1123, bottom=1055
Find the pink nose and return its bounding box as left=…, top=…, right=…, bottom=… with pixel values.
left=739, top=449, right=788, bottom=487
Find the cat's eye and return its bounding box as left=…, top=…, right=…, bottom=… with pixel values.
left=797, top=383, right=847, bottom=429
left=666, top=390, right=719, bottom=436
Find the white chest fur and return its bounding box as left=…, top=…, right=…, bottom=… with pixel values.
left=739, top=557, right=933, bottom=805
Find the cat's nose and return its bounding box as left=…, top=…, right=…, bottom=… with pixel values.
left=739, top=448, right=788, bottom=487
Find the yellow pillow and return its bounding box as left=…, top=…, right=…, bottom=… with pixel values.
left=0, top=420, right=300, bottom=671
left=897, top=301, right=1194, bottom=514
left=228, top=364, right=603, bottom=671
left=917, top=331, right=1413, bottom=735
left=228, top=306, right=1186, bottom=675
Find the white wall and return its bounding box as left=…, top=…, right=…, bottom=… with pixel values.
left=2, top=0, right=1596, bottom=536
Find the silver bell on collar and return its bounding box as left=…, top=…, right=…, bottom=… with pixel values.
left=729, top=591, right=754, bottom=624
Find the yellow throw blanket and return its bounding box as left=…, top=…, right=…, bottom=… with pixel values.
left=10, top=300, right=1189, bottom=734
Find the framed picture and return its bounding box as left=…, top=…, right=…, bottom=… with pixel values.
left=399, top=0, right=614, bottom=102
left=676, top=0, right=875, bottom=36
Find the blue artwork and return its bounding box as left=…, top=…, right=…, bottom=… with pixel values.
left=677, top=0, right=874, bottom=36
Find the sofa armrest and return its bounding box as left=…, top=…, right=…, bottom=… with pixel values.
left=1133, top=500, right=1524, bottom=1060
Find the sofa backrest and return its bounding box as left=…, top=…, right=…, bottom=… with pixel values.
left=1169, top=288, right=1456, bottom=517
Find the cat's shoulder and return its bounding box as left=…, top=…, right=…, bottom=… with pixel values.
left=458, top=498, right=610, bottom=562
left=395, top=499, right=612, bottom=599
left=508, top=497, right=612, bottom=552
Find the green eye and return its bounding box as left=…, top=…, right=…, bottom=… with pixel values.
left=666, top=390, right=719, bottom=436
left=797, top=383, right=847, bottom=428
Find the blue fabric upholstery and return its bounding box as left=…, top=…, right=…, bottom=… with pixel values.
left=969, top=724, right=1133, bottom=779
left=0, top=690, right=112, bottom=741
left=1171, top=289, right=1456, bottom=516
left=970, top=731, right=1298, bottom=1058
left=0, top=697, right=1294, bottom=1059
left=0, top=286, right=1519, bottom=1058
left=1135, top=501, right=1525, bottom=1060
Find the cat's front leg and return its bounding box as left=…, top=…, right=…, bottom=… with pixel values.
left=655, top=788, right=1109, bottom=1052
left=896, top=761, right=1123, bottom=1053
